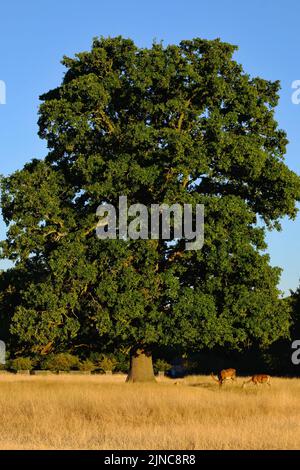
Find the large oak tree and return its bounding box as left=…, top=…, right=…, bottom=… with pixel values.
left=1, top=37, right=299, bottom=381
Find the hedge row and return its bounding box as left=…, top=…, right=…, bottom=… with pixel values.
left=1, top=353, right=172, bottom=373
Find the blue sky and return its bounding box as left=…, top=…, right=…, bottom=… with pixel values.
left=0, top=0, right=299, bottom=294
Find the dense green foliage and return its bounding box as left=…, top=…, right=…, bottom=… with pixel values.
left=1, top=37, right=300, bottom=362
left=97, top=354, right=118, bottom=372
left=10, top=357, right=33, bottom=371
left=78, top=359, right=96, bottom=371
left=42, top=353, right=80, bottom=371
left=154, top=359, right=171, bottom=373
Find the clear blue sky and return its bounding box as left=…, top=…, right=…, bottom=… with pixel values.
left=0, top=0, right=300, bottom=294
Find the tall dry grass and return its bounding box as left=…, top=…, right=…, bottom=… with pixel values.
left=0, top=373, right=299, bottom=449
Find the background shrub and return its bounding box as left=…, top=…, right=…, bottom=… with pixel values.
left=78, top=359, right=95, bottom=371
left=154, top=359, right=171, bottom=373
left=113, top=351, right=129, bottom=373
left=10, top=357, right=33, bottom=371
left=43, top=353, right=80, bottom=372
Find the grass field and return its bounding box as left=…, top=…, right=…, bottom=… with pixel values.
left=0, top=373, right=299, bottom=449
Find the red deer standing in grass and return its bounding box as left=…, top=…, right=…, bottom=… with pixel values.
left=242, top=374, right=271, bottom=388
left=211, top=368, right=237, bottom=387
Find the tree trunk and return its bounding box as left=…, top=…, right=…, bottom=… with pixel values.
left=126, top=348, right=156, bottom=383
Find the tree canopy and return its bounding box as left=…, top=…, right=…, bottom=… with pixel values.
left=1, top=37, right=299, bottom=376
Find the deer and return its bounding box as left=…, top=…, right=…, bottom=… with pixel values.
left=242, top=374, right=271, bottom=388
left=211, top=368, right=237, bottom=387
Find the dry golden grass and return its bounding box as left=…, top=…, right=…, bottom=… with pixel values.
left=0, top=373, right=299, bottom=449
